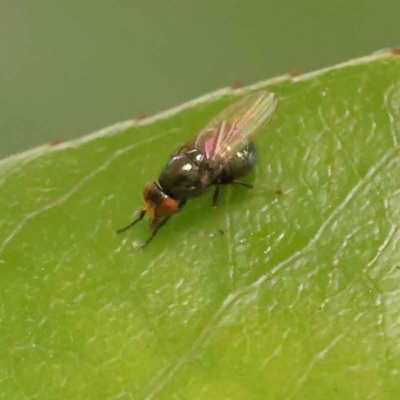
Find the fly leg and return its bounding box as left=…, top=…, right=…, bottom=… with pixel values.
left=178, top=200, right=187, bottom=210
left=232, top=180, right=253, bottom=189
left=213, top=181, right=253, bottom=207
left=142, top=200, right=186, bottom=248
left=212, top=184, right=220, bottom=207
left=142, top=216, right=171, bottom=248
left=233, top=180, right=283, bottom=195
left=116, top=209, right=146, bottom=233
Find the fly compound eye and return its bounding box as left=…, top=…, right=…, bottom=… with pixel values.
left=157, top=197, right=178, bottom=217
left=143, top=182, right=155, bottom=201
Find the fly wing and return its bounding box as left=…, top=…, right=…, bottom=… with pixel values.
left=194, top=90, right=277, bottom=164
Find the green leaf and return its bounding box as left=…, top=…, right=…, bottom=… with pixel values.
left=1, top=50, right=400, bottom=399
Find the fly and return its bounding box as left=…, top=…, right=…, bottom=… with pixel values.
left=117, top=90, right=278, bottom=247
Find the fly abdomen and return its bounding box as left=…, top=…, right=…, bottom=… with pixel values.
left=217, top=142, right=257, bottom=184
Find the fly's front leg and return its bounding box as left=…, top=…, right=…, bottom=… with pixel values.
left=116, top=209, right=146, bottom=233
left=141, top=200, right=186, bottom=248
left=142, top=216, right=171, bottom=248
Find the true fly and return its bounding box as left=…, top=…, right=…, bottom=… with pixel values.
left=117, top=90, right=278, bottom=247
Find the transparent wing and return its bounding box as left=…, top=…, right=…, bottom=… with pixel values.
left=194, top=90, right=278, bottom=163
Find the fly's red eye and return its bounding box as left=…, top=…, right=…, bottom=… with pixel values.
left=143, top=182, right=154, bottom=201
left=157, top=197, right=178, bottom=217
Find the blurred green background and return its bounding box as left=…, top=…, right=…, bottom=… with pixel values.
left=1, top=0, right=399, bottom=158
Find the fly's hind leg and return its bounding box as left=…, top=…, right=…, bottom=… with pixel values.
left=233, top=180, right=283, bottom=195
left=232, top=180, right=254, bottom=189
left=213, top=181, right=253, bottom=207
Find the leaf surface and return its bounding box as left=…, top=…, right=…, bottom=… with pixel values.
left=1, top=51, right=400, bottom=399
